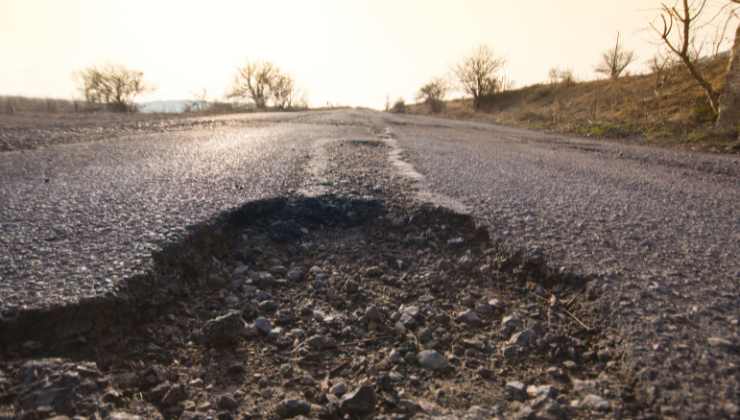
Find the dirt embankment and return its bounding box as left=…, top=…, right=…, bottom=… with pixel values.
left=409, top=55, right=739, bottom=153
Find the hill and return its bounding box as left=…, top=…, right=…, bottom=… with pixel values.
left=409, top=55, right=739, bottom=153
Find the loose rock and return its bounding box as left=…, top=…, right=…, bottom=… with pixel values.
left=418, top=350, right=449, bottom=371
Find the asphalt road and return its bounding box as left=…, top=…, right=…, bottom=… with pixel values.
left=382, top=112, right=740, bottom=418
left=1, top=109, right=738, bottom=417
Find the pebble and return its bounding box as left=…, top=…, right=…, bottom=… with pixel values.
left=579, top=394, right=610, bottom=411
left=329, top=382, right=348, bottom=397
left=417, top=350, right=449, bottom=371
left=707, top=336, right=735, bottom=350
left=501, top=314, right=522, bottom=336
left=304, top=334, right=336, bottom=350
left=108, top=413, right=143, bottom=420
left=254, top=317, right=272, bottom=335
left=505, top=381, right=527, bottom=401
left=287, top=268, right=304, bottom=282
left=340, top=385, right=377, bottom=416
left=507, top=329, right=535, bottom=348
left=365, top=266, right=384, bottom=277
left=388, top=348, right=403, bottom=363
left=217, top=393, right=239, bottom=411
left=161, top=383, right=187, bottom=406
left=455, top=309, right=482, bottom=326
left=527, top=384, right=557, bottom=399
left=275, top=398, right=311, bottom=418
left=201, top=311, right=245, bottom=346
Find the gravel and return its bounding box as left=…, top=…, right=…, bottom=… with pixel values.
left=385, top=112, right=740, bottom=418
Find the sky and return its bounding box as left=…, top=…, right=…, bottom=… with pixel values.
left=0, top=0, right=737, bottom=108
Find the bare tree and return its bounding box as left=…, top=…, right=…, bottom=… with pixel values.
left=716, top=0, right=740, bottom=131
left=416, top=78, right=448, bottom=113
left=77, top=64, right=150, bottom=112
left=650, top=50, right=680, bottom=93
left=453, top=45, right=506, bottom=110
left=390, top=98, right=406, bottom=113
left=653, top=0, right=722, bottom=117
left=548, top=67, right=576, bottom=86
left=271, top=73, right=295, bottom=110
left=229, top=61, right=298, bottom=110
left=228, top=61, right=278, bottom=109
left=596, top=32, right=636, bottom=80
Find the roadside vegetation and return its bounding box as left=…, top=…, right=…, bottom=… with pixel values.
left=407, top=0, right=740, bottom=152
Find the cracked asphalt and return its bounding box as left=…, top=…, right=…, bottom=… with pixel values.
left=1, top=109, right=738, bottom=417
left=0, top=111, right=371, bottom=313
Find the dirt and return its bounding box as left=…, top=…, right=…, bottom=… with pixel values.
left=0, top=140, right=639, bottom=419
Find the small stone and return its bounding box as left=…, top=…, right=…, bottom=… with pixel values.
left=505, top=381, right=527, bottom=401
left=722, top=402, right=739, bottom=417
left=254, top=271, right=275, bottom=288
left=304, top=334, right=336, bottom=351
left=501, top=314, right=522, bottom=336
left=258, top=300, right=278, bottom=313
left=388, top=348, right=403, bottom=363
left=365, top=305, right=384, bottom=323
left=501, top=344, right=519, bottom=359
left=580, top=394, right=610, bottom=411
left=275, top=399, right=311, bottom=418
left=218, top=394, right=239, bottom=411
left=201, top=311, right=245, bottom=346
left=287, top=268, right=304, bottom=282
left=417, top=350, right=449, bottom=371
left=329, top=382, right=348, bottom=397
left=216, top=411, right=234, bottom=420
left=108, top=413, right=143, bottom=420
left=527, top=384, right=557, bottom=399
left=162, top=383, right=187, bottom=406
left=536, top=399, right=567, bottom=420
left=572, top=379, right=598, bottom=393
left=488, top=298, right=503, bottom=309
left=507, top=329, right=535, bottom=348
left=254, top=317, right=272, bottom=335
left=545, top=367, right=567, bottom=384
left=477, top=367, right=494, bottom=379
left=475, top=302, right=494, bottom=315
left=707, top=337, right=736, bottom=351
left=270, top=265, right=287, bottom=275
left=340, top=385, right=376, bottom=416
left=447, top=237, right=464, bottom=247
left=148, top=381, right=171, bottom=402
left=455, top=309, right=482, bottom=326
left=365, top=266, right=383, bottom=277
left=233, top=264, right=249, bottom=276
left=562, top=360, right=577, bottom=370
left=399, top=305, right=421, bottom=327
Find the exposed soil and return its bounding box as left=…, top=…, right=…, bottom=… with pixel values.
left=0, top=140, right=639, bottom=419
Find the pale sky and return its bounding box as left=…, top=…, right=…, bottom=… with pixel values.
left=0, top=0, right=736, bottom=108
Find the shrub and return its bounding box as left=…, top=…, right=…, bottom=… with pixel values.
left=417, top=78, right=448, bottom=113
left=390, top=98, right=406, bottom=113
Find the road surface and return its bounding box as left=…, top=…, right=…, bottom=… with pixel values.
left=1, top=109, right=738, bottom=418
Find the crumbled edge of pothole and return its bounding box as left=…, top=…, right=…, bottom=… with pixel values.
left=1, top=195, right=648, bottom=418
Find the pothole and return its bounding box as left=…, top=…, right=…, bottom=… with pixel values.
left=0, top=194, right=637, bottom=419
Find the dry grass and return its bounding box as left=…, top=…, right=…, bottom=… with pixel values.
left=410, top=55, right=739, bottom=153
